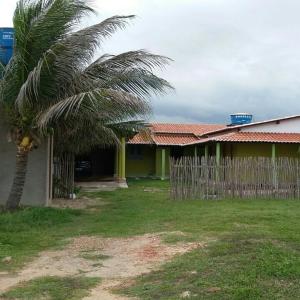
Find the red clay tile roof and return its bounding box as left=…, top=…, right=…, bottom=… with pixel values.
left=211, top=132, right=300, bottom=143
left=128, top=123, right=300, bottom=146
left=127, top=132, right=200, bottom=146
left=153, top=133, right=199, bottom=146
left=127, top=123, right=227, bottom=146
left=151, top=123, right=226, bottom=135
left=127, top=132, right=154, bottom=144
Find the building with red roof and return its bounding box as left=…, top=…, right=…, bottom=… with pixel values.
left=124, top=115, right=300, bottom=179
left=73, top=114, right=300, bottom=182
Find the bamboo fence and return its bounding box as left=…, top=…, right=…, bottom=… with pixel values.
left=169, top=156, right=300, bottom=200
left=53, top=153, right=75, bottom=198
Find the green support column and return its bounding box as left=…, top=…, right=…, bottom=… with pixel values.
left=114, top=147, right=119, bottom=179
left=205, top=144, right=209, bottom=161
left=161, top=148, right=166, bottom=180
left=272, top=143, right=277, bottom=189
left=216, top=142, right=221, bottom=165
left=118, top=145, right=122, bottom=179
left=194, top=146, right=198, bottom=158
left=155, top=148, right=160, bottom=178
left=216, top=143, right=221, bottom=181
left=155, top=147, right=167, bottom=180
left=121, top=137, right=126, bottom=180
left=272, top=143, right=276, bottom=163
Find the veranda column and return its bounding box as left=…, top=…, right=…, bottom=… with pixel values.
left=155, top=148, right=166, bottom=180
left=121, top=137, right=126, bottom=180
left=194, top=146, right=198, bottom=158
left=205, top=144, right=209, bottom=161
left=155, top=148, right=160, bottom=178
left=272, top=143, right=276, bottom=162
left=161, top=148, right=166, bottom=180
left=114, top=147, right=119, bottom=179
left=216, top=143, right=221, bottom=165
left=216, top=142, right=221, bottom=182
left=118, top=144, right=122, bottom=179
left=272, top=143, right=278, bottom=189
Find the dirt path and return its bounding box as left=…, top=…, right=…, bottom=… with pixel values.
left=0, top=233, right=204, bottom=299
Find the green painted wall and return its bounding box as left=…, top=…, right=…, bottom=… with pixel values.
left=222, top=142, right=271, bottom=157
left=125, top=143, right=300, bottom=179
left=126, top=145, right=172, bottom=178
left=222, top=142, right=300, bottom=158
left=126, top=145, right=156, bottom=177
left=155, top=147, right=170, bottom=178
left=276, top=144, right=300, bottom=157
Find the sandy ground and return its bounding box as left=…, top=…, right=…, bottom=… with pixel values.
left=50, top=196, right=103, bottom=210
left=0, top=233, right=204, bottom=299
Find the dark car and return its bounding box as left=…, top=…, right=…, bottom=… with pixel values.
left=75, top=160, right=92, bottom=178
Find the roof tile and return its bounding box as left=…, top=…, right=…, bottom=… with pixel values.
left=151, top=123, right=226, bottom=135
left=213, top=132, right=300, bottom=143
left=127, top=132, right=153, bottom=144
left=128, top=123, right=227, bottom=146
left=127, top=123, right=300, bottom=146
left=153, top=133, right=199, bottom=145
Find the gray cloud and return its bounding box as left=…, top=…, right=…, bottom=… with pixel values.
left=1, top=0, right=300, bottom=124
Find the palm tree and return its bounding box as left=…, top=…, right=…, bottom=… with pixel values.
left=0, top=0, right=172, bottom=210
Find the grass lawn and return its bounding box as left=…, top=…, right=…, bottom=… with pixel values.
left=1, top=276, right=100, bottom=300
left=1, top=179, right=300, bottom=299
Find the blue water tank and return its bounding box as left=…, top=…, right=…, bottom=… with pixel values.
left=0, top=28, right=14, bottom=66
left=230, top=113, right=253, bottom=125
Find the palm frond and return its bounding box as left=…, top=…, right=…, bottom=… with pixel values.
left=54, top=121, right=120, bottom=154
left=88, top=50, right=171, bottom=72
left=101, top=69, right=173, bottom=97
left=15, top=15, right=135, bottom=112
left=74, top=50, right=174, bottom=98
left=106, top=120, right=150, bottom=138
left=0, top=0, right=172, bottom=157
left=37, top=88, right=150, bottom=130
left=13, top=0, right=94, bottom=71
left=0, top=0, right=95, bottom=109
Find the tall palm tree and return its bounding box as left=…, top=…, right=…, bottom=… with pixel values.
left=0, top=0, right=172, bottom=210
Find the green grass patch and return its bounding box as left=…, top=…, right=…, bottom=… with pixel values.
left=1, top=179, right=300, bottom=298
left=1, top=276, right=100, bottom=300
left=0, top=207, right=85, bottom=271
left=162, top=232, right=197, bottom=244
left=119, top=236, right=300, bottom=299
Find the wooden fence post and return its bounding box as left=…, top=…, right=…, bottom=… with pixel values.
left=169, top=156, right=300, bottom=201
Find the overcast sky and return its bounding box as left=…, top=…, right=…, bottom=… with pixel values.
left=1, top=0, right=300, bottom=124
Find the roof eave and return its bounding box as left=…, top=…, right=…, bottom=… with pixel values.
left=200, top=115, right=300, bottom=137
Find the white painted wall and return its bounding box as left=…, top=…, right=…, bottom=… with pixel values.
left=241, top=118, right=300, bottom=133
left=0, top=122, right=51, bottom=206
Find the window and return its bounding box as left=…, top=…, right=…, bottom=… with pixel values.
left=129, top=145, right=143, bottom=160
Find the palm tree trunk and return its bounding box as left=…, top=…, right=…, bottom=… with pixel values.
left=5, top=147, right=29, bottom=211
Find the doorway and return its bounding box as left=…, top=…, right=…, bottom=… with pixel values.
left=75, top=147, right=115, bottom=181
